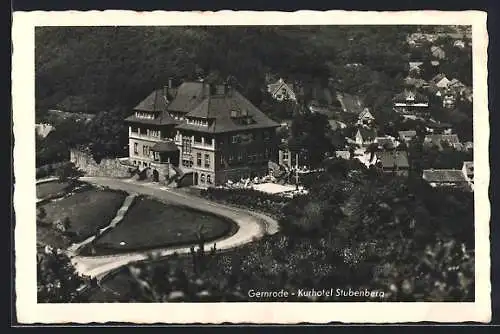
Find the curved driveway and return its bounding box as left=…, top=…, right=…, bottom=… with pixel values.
left=70, top=177, right=280, bottom=281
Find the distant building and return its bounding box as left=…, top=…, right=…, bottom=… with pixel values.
left=431, top=45, right=446, bottom=60
left=35, top=123, right=55, bottom=138
left=442, top=89, right=457, bottom=109
left=453, top=40, right=466, bottom=49
left=125, top=81, right=280, bottom=187
left=336, top=92, right=365, bottom=114
left=356, top=108, right=375, bottom=127
left=374, top=136, right=397, bottom=150
left=354, top=128, right=377, bottom=147
left=335, top=150, right=351, bottom=160
left=267, top=78, right=297, bottom=102
left=422, top=169, right=471, bottom=190
left=409, top=61, right=424, bottom=75
left=393, top=89, right=429, bottom=116
left=377, top=150, right=410, bottom=176
left=424, top=134, right=461, bottom=150
left=398, top=130, right=417, bottom=143
left=430, top=73, right=451, bottom=89
left=462, top=161, right=474, bottom=184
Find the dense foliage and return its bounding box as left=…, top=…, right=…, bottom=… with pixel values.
left=94, top=158, right=474, bottom=302
left=37, top=248, right=92, bottom=302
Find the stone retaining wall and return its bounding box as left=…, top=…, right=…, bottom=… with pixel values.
left=70, top=149, right=135, bottom=178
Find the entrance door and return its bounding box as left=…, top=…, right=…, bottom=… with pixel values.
left=152, top=169, right=159, bottom=182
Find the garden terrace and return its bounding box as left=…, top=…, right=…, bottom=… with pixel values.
left=79, top=196, right=238, bottom=255
left=38, top=185, right=128, bottom=243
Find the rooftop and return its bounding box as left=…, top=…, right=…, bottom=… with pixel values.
left=377, top=151, right=409, bottom=169
left=176, top=87, right=280, bottom=134
left=422, top=169, right=468, bottom=183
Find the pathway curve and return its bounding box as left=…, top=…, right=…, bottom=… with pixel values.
left=70, top=177, right=280, bottom=281
left=66, top=193, right=138, bottom=255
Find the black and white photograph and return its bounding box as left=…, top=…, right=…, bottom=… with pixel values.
left=13, top=10, right=490, bottom=324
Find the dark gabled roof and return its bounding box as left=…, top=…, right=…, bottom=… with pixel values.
left=133, top=89, right=169, bottom=112
left=151, top=141, right=179, bottom=152
left=166, top=82, right=206, bottom=113
left=176, top=90, right=280, bottom=134
left=125, top=89, right=179, bottom=126
left=378, top=151, right=409, bottom=169
left=423, top=169, right=468, bottom=183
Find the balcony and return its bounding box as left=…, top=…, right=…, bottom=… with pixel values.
left=192, top=141, right=215, bottom=150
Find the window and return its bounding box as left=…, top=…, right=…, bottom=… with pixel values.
left=204, top=154, right=210, bottom=168
left=263, top=131, right=271, bottom=141
left=143, top=145, right=149, bottom=157
left=197, top=153, right=202, bottom=166
left=232, top=135, right=239, bottom=144
left=154, top=152, right=160, bottom=161
left=200, top=174, right=205, bottom=183
left=283, top=151, right=289, bottom=160
left=182, top=137, right=192, bottom=154
left=207, top=174, right=212, bottom=184
left=220, top=155, right=225, bottom=166
left=237, top=152, right=243, bottom=162
left=133, top=142, right=138, bottom=154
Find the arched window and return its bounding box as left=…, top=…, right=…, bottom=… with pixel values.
left=200, top=174, right=205, bottom=183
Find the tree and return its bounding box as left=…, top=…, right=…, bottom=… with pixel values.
left=289, top=111, right=333, bottom=168
left=37, top=248, right=90, bottom=302
left=55, top=162, right=83, bottom=182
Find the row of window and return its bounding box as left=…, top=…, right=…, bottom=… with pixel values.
left=196, top=153, right=211, bottom=168
left=131, top=127, right=161, bottom=138
left=199, top=173, right=212, bottom=185
left=230, top=131, right=272, bottom=144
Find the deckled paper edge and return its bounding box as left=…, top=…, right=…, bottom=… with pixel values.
left=12, top=10, right=491, bottom=324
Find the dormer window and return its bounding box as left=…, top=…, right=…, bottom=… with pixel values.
left=231, top=109, right=248, bottom=118
left=135, top=111, right=155, bottom=120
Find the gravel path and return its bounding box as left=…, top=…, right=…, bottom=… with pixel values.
left=69, top=177, right=279, bottom=281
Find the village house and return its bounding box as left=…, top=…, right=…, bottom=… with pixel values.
left=267, top=78, right=297, bottom=102
left=398, top=130, right=417, bottom=143
left=354, top=128, right=377, bottom=147
left=335, top=150, right=351, bottom=160
left=125, top=80, right=280, bottom=187
left=442, top=89, right=457, bottom=109
left=356, top=108, right=375, bottom=127
left=35, top=123, right=55, bottom=139
left=431, top=45, right=446, bottom=60
left=430, top=73, right=451, bottom=89
left=408, top=61, right=424, bottom=76
left=462, top=161, right=474, bottom=184
left=392, top=88, right=429, bottom=116
left=453, top=39, right=466, bottom=49
left=422, top=169, right=471, bottom=190
left=376, top=150, right=410, bottom=176
left=373, top=136, right=397, bottom=150
left=424, top=134, right=461, bottom=150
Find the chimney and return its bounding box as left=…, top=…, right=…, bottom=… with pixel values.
left=225, top=83, right=233, bottom=97
left=203, top=83, right=211, bottom=98
left=163, top=85, right=169, bottom=100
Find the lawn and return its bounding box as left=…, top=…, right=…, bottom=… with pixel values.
left=36, top=180, right=71, bottom=199
left=39, top=187, right=128, bottom=243
left=82, top=196, right=237, bottom=255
